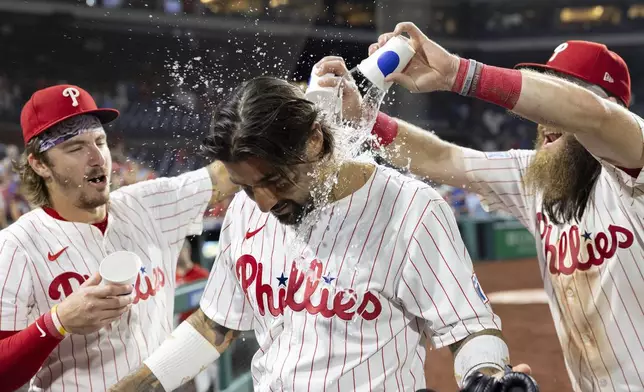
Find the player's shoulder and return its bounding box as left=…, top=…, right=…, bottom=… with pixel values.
left=375, top=166, right=449, bottom=212
left=485, top=149, right=536, bottom=164
left=108, top=180, right=157, bottom=213
left=221, top=191, right=254, bottom=227
left=377, top=165, right=442, bottom=198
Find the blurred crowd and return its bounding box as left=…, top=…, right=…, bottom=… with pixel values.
left=3, top=72, right=641, bottom=225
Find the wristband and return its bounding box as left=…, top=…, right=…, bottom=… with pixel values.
left=144, top=321, right=222, bottom=391
left=453, top=334, right=509, bottom=387
left=371, top=112, right=398, bottom=147
left=42, top=311, right=65, bottom=340
left=452, top=58, right=523, bottom=111
left=50, top=304, right=68, bottom=337
left=471, top=63, right=522, bottom=110
left=451, top=58, right=470, bottom=94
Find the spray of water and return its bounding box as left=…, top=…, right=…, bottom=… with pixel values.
left=287, top=74, right=388, bottom=301
left=161, top=33, right=400, bottom=319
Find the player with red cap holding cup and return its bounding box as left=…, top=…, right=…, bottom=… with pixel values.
left=316, top=22, right=643, bottom=391
left=0, top=84, right=237, bottom=391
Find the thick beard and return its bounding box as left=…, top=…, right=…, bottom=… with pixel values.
left=524, top=133, right=600, bottom=222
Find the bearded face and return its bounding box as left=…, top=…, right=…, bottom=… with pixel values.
left=523, top=124, right=600, bottom=224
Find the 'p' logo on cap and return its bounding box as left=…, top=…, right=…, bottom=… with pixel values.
left=548, top=42, right=569, bottom=63
left=62, top=87, right=81, bottom=107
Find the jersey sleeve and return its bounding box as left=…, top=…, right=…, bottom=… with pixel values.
left=396, top=200, right=502, bottom=349
left=116, top=168, right=213, bottom=244
left=199, top=195, right=254, bottom=331
left=463, top=148, right=538, bottom=233
left=0, top=235, right=33, bottom=331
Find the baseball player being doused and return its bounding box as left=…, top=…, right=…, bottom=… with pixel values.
left=110, top=76, right=535, bottom=391
left=0, top=85, right=238, bottom=391
left=315, top=21, right=643, bottom=392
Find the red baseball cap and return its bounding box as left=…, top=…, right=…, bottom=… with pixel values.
left=20, top=84, right=120, bottom=145
left=515, top=40, right=631, bottom=107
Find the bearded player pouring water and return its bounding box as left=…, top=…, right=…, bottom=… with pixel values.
left=110, top=76, right=535, bottom=392
left=315, top=22, right=644, bottom=391
left=0, top=84, right=237, bottom=391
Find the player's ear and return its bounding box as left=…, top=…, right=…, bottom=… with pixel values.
left=28, top=152, right=52, bottom=180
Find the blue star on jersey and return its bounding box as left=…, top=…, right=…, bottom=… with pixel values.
left=276, top=272, right=288, bottom=287
left=582, top=231, right=592, bottom=241
left=323, top=274, right=335, bottom=284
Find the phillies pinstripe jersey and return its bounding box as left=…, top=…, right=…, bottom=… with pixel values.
left=463, top=114, right=644, bottom=392
left=0, top=168, right=212, bottom=392
left=201, top=165, right=502, bottom=391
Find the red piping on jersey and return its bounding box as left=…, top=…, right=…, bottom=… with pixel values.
left=42, top=206, right=108, bottom=234
left=0, top=313, right=64, bottom=392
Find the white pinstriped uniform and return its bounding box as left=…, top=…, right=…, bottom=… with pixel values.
left=0, top=168, right=212, bottom=392
left=201, top=165, right=502, bottom=392
left=463, top=114, right=644, bottom=392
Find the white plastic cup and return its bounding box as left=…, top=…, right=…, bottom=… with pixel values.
left=305, top=64, right=342, bottom=117
left=357, top=35, right=416, bottom=91
left=99, top=251, right=142, bottom=286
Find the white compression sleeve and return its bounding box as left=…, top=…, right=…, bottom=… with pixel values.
left=453, top=334, right=509, bottom=387
left=143, top=321, right=221, bottom=391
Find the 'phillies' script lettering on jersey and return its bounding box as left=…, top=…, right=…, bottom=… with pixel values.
left=537, top=212, right=634, bottom=275
left=48, top=267, right=166, bottom=304
left=236, top=255, right=382, bottom=321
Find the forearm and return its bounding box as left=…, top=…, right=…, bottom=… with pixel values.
left=378, top=117, right=473, bottom=189
left=457, top=58, right=643, bottom=167
left=513, top=70, right=610, bottom=135
left=514, top=70, right=643, bottom=166
left=113, top=309, right=239, bottom=391
left=206, top=161, right=239, bottom=206
left=0, top=314, right=64, bottom=392
left=448, top=328, right=509, bottom=386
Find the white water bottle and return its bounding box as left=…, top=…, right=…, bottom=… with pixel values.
left=355, top=35, right=416, bottom=92
left=350, top=35, right=416, bottom=130
left=305, top=36, right=415, bottom=122
left=306, top=36, right=415, bottom=158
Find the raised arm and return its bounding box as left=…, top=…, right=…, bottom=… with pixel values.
left=314, top=56, right=482, bottom=190
left=512, top=71, right=643, bottom=168
left=110, top=308, right=240, bottom=391
left=377, top=117, right=480, bottom=189
left=373, top=21, right=643, bottom=169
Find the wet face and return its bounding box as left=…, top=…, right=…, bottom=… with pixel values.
left=225, top=157, right=317, bottom=225
left=43, top=130, right=112, bottom=210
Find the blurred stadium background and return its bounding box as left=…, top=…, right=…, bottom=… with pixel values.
left=1, top=0, right=643, bottom=391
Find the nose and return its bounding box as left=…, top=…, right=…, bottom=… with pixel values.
left=86, top=144, right=106, bottom=167
left=253, top=187, right=278, bottom=213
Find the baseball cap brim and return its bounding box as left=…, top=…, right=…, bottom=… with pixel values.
left=32, top=108, right=120, bottom=142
